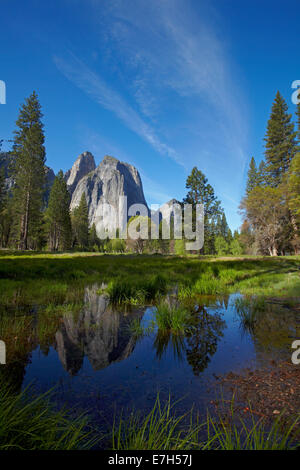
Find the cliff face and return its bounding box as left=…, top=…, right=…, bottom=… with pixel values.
left=69, top=155, right=148, bottom=235
left=1, top=149, right=149, bottom=236
left=64, top=151, right=96, bottom=196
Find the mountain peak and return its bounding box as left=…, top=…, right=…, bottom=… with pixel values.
left=65, top=151, right=96, bottom=195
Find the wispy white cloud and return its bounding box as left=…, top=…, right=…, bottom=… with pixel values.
left=53, top=52, right=184, bottom=167
left=94, top=0, right=248, bottom=163
left=56, top=0, right=250, bottom=229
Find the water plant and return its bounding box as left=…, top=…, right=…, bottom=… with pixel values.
left=155, top=301, right=191, bottom=334
left=105, top=274, right=167, bottom=305
left=0, top=381, right=98, bottom=450
left=112, top=396, right=200, bottom=450
left=111, top=395, right=300, bottom=450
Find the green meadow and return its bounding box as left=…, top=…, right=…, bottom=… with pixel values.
left=0, top=252, right=300, bottom=309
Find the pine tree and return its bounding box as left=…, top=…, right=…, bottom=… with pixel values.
left=11, top=92, right=46, bottom=250
left=89, top=223, right=100, bottom=250
left=257, top=160, right=266, bottom=186
left=264, top=91, right=297, bottom=186
left=220, top=212, right=229, bottom=239
left=46, top=170, right=72, bottom=251
left=184, top=167, right=220, bottom=216
left=71, top=193, right=89, bottom=249
left=184, top=167, right=222, bottom=254
left=246, top=157, right=258, bottom=195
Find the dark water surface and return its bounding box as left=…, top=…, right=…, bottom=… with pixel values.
left=1, top=285, right=299, bottom=429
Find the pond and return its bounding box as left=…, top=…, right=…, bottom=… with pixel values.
left=0, top=284, right=299, bottom=434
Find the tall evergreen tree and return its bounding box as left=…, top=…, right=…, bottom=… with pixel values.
left=246, top=157, right=258, bottom=195
left=184, top=167, right=220, bottom=216
left=183, top=167, right=222, bottom=253
left=257, top=160, right=266, bottom=186
left=89, top=223, right=100, bottom=250
left=11, top=92, right=46, bottom=250
left=264, top=91, right=297, bottom=186
left=46, top=170, right=72, bottom=251
left=71, top=193, right=89, bottom=249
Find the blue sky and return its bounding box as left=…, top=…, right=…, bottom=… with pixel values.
left=1, top=0, right=299, bottom=230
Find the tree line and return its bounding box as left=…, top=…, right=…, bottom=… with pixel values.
left=240, top=90, right=300, bottom=256
left=0, top=91, right=242, bottom=255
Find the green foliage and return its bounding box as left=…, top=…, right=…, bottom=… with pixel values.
left=105, top=274, right=167, bottom=305
left=112, top=396, right=200, bottom=450
left=243, top=186, right=287, bottom=256
left=229, top=238, right=243, bottom=256
left=11, top=92, right=46, bottom=250
left=71, top=193, right=89, bottom=249
left=174, top=239, right=185, bottom=255
left=89, top=223, right=101, bottom=250
left=46, top=170, right=72, bottom=251
left=288, top=152, right=300, bottom=219
left=246, top=157, right=258, bottom=195
left=155, top=301, right=191, bottom=334
left=112, top=395, right=299, bottom=450
left=184, top=167, right=223, bottom=254
left=0, top=380, right=97, bottom=450
left=215, top=236, right=228, bottom=256
left=264, top=91, right=297, bottom=187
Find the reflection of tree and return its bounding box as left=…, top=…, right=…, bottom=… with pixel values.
left=247, top=303, right=300, bottom=362
left=185, top=306, right=225, bottom=375
left=152, top=304, right=226, bottom=376
left=154, top=331, right=186, bottom=361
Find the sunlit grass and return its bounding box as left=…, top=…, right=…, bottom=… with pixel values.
left=155, top=301, right=191, bottom=334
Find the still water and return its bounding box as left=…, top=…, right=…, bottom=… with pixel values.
left=1, top=285, right=299, bottom=429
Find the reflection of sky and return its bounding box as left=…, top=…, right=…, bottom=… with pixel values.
left=22, top=294, right=260, bottom=424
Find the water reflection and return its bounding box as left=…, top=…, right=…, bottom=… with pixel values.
left=152, top=302, right=226, bottom=374
left=0, top=286, right=299, bottom=397
left=55, top=285, right=144, bottom=375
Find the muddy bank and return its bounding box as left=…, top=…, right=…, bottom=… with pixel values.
left=214, top=361, right=300, bottom=423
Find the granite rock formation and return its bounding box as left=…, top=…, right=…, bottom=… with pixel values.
left=69, top=155, right=148, bottom=235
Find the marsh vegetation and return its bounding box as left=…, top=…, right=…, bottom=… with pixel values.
left=0, top=253, right=299, bottom=449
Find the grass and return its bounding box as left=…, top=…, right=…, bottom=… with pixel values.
left=0, top=380, right=98, bottom=450
left=0, top=378, right=299, bottom=450
left=155, top=301, right=192, bottom=334
left=111, top=395, right=300, bottom=450
left=104, top=274, right=167, bottom=305
left=0, top=253, right=299, bottom=307
left=112, top=395, right=200, bottom=450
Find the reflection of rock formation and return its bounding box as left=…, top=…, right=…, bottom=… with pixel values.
left=55, top=286, right=143, bottom=375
